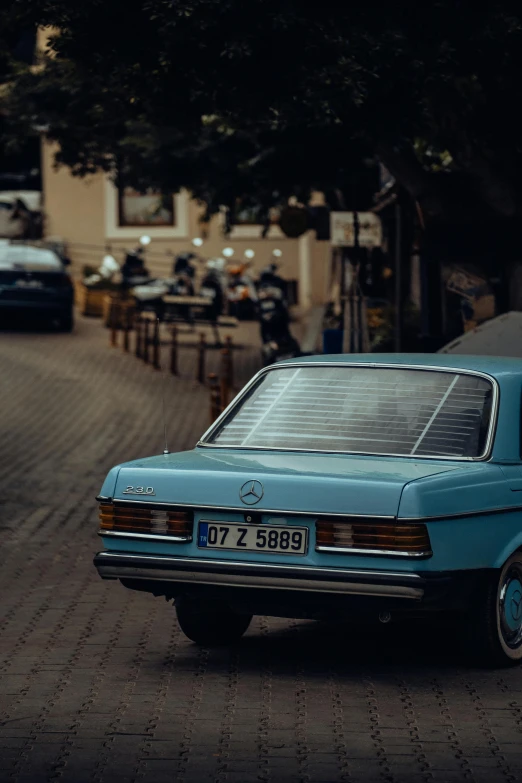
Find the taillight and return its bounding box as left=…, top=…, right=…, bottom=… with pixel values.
left=315, top=518, right=431, bottom=556
left=165, top=510, right=194, bottom=538
left=99, top=504, right=193, bottom=540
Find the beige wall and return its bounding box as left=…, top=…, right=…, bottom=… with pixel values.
left=42, top=142, right=106, bottom=272
left=310, top=238, right=332, bottom=305
left=42, top=141, right=332, bottom=306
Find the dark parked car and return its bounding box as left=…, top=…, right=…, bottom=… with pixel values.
left=0, top=244, right=74, bottom=331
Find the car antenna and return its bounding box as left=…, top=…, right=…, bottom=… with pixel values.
left=160, top=317, right=170, bottom=455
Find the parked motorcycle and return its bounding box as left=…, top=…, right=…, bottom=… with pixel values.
left=121, top=246, right=150, bottom=288
left=257, top=262, right=288, bottom=302
left=132, top=252, right=198, bottom=322
left=199, top=259, right=226, bottom=344
left=132, top=279, right=170, bottom=319
left=170, top=254, right=195, bottom=297
left=257, top=284, right=300, bottom=366
left=172, top=252, right=197, bottom=286
left=226, top=262, right=258, bottom=320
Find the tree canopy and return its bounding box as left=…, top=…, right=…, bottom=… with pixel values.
left=2, top=1, right=522, bottom=222
left=0, top=6, right=38, bottom=177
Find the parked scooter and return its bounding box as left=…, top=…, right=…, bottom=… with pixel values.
left=226, top=261, right=258, bottom=320
left=129, top=246, right=167, bottom=318
left=172, top=252, right=197, bottom=290
left=132, top=278, right=170, bottom=319
left=257, top=262, right=288, bottom=302
left=170, top=252, right=196, bottom=296
left=257, top=283, right=300, bottom=366
left=132, top=252, right=197, bottom=322
left=121, top=246, right=150, bottom=289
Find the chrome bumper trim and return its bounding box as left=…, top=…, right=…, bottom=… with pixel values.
left=94, top=552, right=424, bottom=600
left=99, top=531, right=192, bottom=543
left=315, top=545, right=432, bottom=558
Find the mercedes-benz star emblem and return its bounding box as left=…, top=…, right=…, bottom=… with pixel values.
left=512, top=590, right=522, bottom=622
left=239, top=480, right=264, bottom=505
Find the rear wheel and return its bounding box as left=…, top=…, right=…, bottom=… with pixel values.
left=175, top=597, right=252, bottom=646
left=464, top=553, right=522, bottom=666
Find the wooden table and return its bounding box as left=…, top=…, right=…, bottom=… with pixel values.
left=162, top=295, right=213, bottom=307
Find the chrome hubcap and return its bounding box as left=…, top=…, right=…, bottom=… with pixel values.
left=499, top=566, right=522, bottom=649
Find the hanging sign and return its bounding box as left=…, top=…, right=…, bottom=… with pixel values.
left=330, top=212, right=382, bottom=248
left=446, top=268, right=486, bottom=300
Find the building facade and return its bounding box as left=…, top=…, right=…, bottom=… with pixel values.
left=41, top=141, right=331, bottom=310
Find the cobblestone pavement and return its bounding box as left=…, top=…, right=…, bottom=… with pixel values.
left=2, top=315, right=522, bottom=783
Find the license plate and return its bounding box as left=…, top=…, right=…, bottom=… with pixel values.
left=14, top=279, right=43, bottom=289
left=198, top=521, right=308, bottom=555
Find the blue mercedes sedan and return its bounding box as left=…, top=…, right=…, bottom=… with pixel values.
left=94, top=355, right=522, bottom=666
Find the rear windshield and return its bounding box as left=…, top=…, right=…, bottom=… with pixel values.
left=0, top=246, right=62, bottom=271
left=204, top=366, right=495, bottom=458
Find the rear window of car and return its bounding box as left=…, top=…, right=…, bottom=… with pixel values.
left=0, top=246, right=62, bottom=270
left=204, top=365, right=495, bottom=459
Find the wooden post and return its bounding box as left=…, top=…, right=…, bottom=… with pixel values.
left=135, top=314, right=143, bottom=359
left=122, top=303, right=130, bottom=353
left=109, top=298, right=117, bottom=347
left=220, top=347, right=230, bottom=409
left=152, top=318, right=161, bottom=370
left=208, top=373, right=222, bottom=424
left=224, top=335, right=234, bottom=390
left=196, top=332, right=206, bottom=383
left=170, top=324, right=178, bottom=375
left=143, top=317, right=150, bottom=364
left=361, top=296, right=370, bottom=352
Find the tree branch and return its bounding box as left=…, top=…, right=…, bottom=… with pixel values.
left=376, top=141, right=445, bottom=219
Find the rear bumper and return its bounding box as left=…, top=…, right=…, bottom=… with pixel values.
left=0, top=299, right=72, bottom=311
left=94, top=551, right=426, bottom=600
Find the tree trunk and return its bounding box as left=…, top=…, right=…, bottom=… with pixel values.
left=419, top=249, right=444, bottom=351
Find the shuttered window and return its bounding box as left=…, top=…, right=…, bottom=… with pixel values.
left=205, top=366, right=494, bottom=458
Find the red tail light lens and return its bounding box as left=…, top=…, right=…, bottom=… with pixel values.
left=316, top=518, right=431, bottom=556
left=99, top=504, right=193, bottom=540
left=166, top=510, right=194, bottom=538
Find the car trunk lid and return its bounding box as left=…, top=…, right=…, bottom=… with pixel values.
left=112, top=448, right=461, bottom=517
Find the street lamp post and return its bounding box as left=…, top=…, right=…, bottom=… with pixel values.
left=352, top=211, right=360, bottom=353
left=394, top=200, right=402, bottom=353
left=341, top=210, right=361, bottom=354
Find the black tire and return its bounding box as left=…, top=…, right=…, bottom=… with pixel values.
left=463, top=552, right=522, bottom=667
left=175, top=597, right=252, bottom=646
left=57, top=309, right=74, bottom=333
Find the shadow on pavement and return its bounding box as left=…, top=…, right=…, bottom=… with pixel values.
left=0, top=312, right=73, bottom=333
left=173, top=616, right=481, bottom=674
